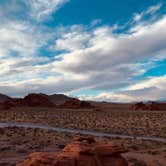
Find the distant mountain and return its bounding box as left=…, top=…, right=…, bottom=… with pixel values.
left=0, top=93, right=93, bottom=110
left=48, top=94, right=76, bottom=105
left=0, top=94, right=11, bottom=103
left=0, top=93, right=55, bottom=109
left=89, top=101, right=132, bottom=111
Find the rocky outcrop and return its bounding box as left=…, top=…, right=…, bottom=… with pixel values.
left=0, top=93, right=11, bottom=103
left=132, top=102, right=166, bottom=111
left=0, top=93, right=55, bottom=109
left=60, top=99, right=94, bottom=109
left=49, top=94, right=76, bottom=105
left=17, top=136, right=128, bottom=166
left=1, top=99, right=16, bottom=110
left=23, top=93, right=55, bottom=107
left=0, top=93, right=94, bottom=110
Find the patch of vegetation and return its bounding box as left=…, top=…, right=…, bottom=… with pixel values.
left=129, top=158, right=147, bottom=166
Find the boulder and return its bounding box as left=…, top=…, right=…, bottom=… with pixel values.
left=17, top=136, right=128, bottom=166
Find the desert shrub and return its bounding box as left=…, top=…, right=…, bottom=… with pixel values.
left=0, top=128, right=5, bottom=135
left=129, top=158, right=147, bottom=166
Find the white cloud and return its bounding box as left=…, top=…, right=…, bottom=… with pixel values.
left=0, top=22, right=45, bottom=57
left=133, top=3, right=162, bottom=22
left=90, top=19, right=102, bottom=27
left=0, top=75, right=87, bottom=97
left=50, top=15, right=166, bottom=94
left=55, top=27, right=91, bottom=51
left=0, top=0, right=55, bottom=82
left=55, top=15, right=166, bottom=74
left=128, top=75, right=166, bottom=91
left=0, top=0, right=69, bottom=22
left=2, top=6, right=166, bottom=99
left=79, top=92, right=135, bottom=103
left=0, top=19, right=52, bottom=84
left=146, top=3, right=162, bottom=14
left=80, top=75, right=166, bottom=102
left=27, top=0, right=69, bottom=21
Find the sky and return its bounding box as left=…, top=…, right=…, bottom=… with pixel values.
left=0, top=0, right=166, bottom=102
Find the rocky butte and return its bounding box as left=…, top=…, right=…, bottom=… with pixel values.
left=0, top=93, right=94, bottom=110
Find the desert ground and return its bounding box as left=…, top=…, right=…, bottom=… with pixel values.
left=0, top=108, right=166, bottom=166
left=0, top=108, right=166, bottom=137
left=0, top=127, right=166, bottom=166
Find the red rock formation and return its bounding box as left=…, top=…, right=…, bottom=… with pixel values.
left=0, top=93, right=55, bottom=110
left=0, top=93, right=96, bottom=110
left=1, top=99, right=16, bottom=110
left=132, top=102, right=166, bottom=111
left=17, top=136, right=128, bottom=166
left=60, top=99, right=93, bottom=109
left=23, top=93, right=55, bottom=107
left=49, top=94, right=76, bottom=105
left=0, top=93, right=11, bottom=103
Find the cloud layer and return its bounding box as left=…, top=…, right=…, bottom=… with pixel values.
left=27, top=0, right=69, bottom=21
left=0, top=1, right=166, bottom=102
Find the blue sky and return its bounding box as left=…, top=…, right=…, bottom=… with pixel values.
left=0, top=0, right=166, bottom=102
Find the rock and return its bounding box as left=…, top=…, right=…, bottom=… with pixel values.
left=17, top=152, right=57, bottom=166
left=49, top=94, right=76, bottom=105
left=60, top=99, right=93, bottom=109
left=58, top=144, right=66, bottom=149
left=132, top=101, right=166, bottom=111
left=0, top=93, right=55, bottom=109
left=0, top=93, right=94, bottom=110
left=23, top=93, right=55, bottom=107
left=0, top=93, right=95, bottom=110
left=17, top=136, right=128, bottom=166
left=1, top=99, right=15, bottom=110
left=0, top=93, right=11, bottom=103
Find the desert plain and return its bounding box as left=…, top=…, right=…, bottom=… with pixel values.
left=0, top=107, right=166, bottom=166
